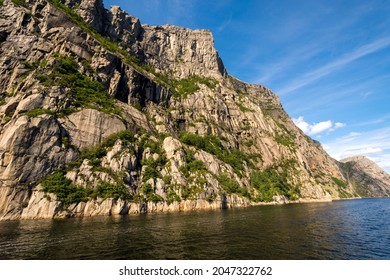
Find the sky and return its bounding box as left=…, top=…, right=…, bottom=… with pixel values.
left=104, top=0, right=390, bottom=173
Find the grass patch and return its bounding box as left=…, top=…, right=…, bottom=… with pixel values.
left=25, top=108, right=54, bottom=117
left=172, top=75, right=218, bottom=98
left=237, top=102, right=255, bottom=113
left=21, top=61, right=37, bottom=69
left=274, top=133, right=296, bottom=150
left=332, top=177, right=348, bottom=189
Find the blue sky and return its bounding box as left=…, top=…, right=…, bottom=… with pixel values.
left=104, top=0, right=390, bottom=173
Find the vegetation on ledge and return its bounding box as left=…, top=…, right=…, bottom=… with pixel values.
left=36, top=55, right=121, bottom=116
left=179, top=132, right=251, bottom=175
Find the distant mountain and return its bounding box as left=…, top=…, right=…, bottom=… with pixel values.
left=339, top=156, right=390, bottom=197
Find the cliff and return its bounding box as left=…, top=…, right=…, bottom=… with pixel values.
left=340, top=156, right=390, bottom=197
left=0, top=0, right=372, bottom=220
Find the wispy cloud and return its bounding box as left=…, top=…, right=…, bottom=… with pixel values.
left=353, top=113, right=390, bottom=127
left=278, top=37, right=390, bottom=95
left=217, top=15, right=232, bottom=32
left=284, top=72, right=390, bottom=116
left=293, top=116, right=345, bottom=136
left=254, top=41, right=325, bottom=84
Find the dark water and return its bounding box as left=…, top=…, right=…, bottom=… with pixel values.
left=0, top=198, right=390, bottom=259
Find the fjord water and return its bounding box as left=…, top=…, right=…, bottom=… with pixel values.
left=1, top=198, right=389, bottom=259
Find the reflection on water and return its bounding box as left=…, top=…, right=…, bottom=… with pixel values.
left=0, top=198, right=389, bottom=259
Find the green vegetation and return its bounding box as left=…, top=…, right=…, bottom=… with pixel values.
left=179, top=132, right=251, bottom=175
left=166, top=189, right=181, bottom=205
left=236, top=102, right=255, bottom=113
left=39, top=59, right=48, bottom=68
left=36, top=55, right=121, bottom=116
left=21, top=61, right=37, bottom=69
left=92, top=182, right=131, bottom=200
left=216, top=174, right=250, bottom=198
left=274, top=133, right=296, bottom=149
left=206, top=192, right=217, bottom=202
left=41, top=171, right=90, bottom=206
left=216, top=174, right=239, bottom=193
left=69, top=130, right=135, bottom=168
left=25, top=108, right=54, bottom=117
left=180, top=184, right=201, bottom=200
left=139, top=136, right=168, bottom=184
left=250, top=165, right=300, bottom=202
left=11, top=0, right=25, bottom=5
left=180, top=148, right=207, bottom=177
left=41, top=171, right=131, bottom=206
left=140, top=184, right=163, bottom=203
left=332, top=177, right=348, bottom=188
left=172, top=75, right=218, bottom=98
left=0, top=0, right=4, bottom=6
left=332, top=177, right=350, bottom=198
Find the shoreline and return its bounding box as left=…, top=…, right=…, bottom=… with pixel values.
left=0, top=195, right=370, bottom=222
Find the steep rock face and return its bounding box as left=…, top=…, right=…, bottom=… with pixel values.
left=340, top=156, right=390, bottom=197
left=139, top=25, right=226, bottom=80
left=0, top=115, right=76, bottom=185
left=0, top=0, right=360, bottom=220
left=60, top=109, right=126, bottom=148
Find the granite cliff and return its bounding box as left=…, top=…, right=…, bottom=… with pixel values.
left=0, top=0, right=384, bottom=220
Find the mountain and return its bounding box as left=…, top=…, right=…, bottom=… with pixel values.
left=0, top=0, right=376, bottom=220
left=339, top=156, right=390, bottom=197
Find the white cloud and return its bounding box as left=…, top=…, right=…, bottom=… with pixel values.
left=335, top=122, right=346, bottom=129
left=292, top=116, right=345, bottom=136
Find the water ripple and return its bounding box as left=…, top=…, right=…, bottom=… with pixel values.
left=0, top=198, right=390, bottom=259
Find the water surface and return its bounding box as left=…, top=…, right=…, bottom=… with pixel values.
left=0, top=198, right=389, bottom=259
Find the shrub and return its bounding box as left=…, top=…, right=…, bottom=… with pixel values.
left=41, top=171, right=90, bottom=206
left=216, top=174, right=240, bottom=194
left=179, top=132, right=250, bottom=175
left=167, top=190, right=181, bottom=205
left=92, top=182, right=131, bottom=200
left=142, top=165, right=160, bottom=182
left=250, top=166, right=299, bottom=202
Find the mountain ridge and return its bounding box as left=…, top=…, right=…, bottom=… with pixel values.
left=339, top=156, right=390, bottom=197
left=0, top=0, right=387, bottom=220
